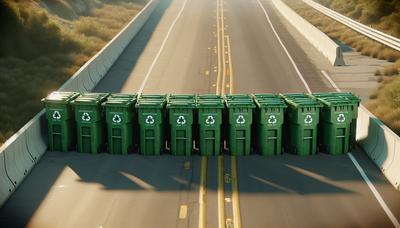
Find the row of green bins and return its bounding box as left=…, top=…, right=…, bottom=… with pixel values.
left=42, top=92, right=80, bottom=152
left=167, top=94, right=196, bottom=156
left=136, top=94, right=166, bottom=155
left=310, top=93, right=356, bottom=155
left=103, top=94, right=137, bottom=155
left=253, top=94, right=287, bottom=155
left=280, top=93, right=322, bottom=156
left=225, top=94, right=255, bottom=156
left=197, top=95, right=224, bottom=156
left=71, top=93, right=109, bottom=153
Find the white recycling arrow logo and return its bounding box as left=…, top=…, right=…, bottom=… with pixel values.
left=177, top=115, right=186, bottom=125
left=304, top=114, right=313, bottom=124
left=82, top=112, right=91, bottom=122
left=145, top=115, right=155, bottom=124
left=236, top=115, right=245, bottom=124
left=337, top=113, right=346, bottom=123
left=206, top=115, right=215, bottom=125
left=268, top=115, right=277, bottom=124
left=112, top=114, right=122, bottom=123
left=52, top=111, right=61, bottom=120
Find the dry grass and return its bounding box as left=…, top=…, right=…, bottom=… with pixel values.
left=0, top=0, right=144, bottom=145
left=366, top=76, right=400, bottom=135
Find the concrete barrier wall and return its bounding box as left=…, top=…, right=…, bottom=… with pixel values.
left=0, top=0, right=159, bottom=207
left=271, top=0, right=345, bottom=66
left=357, top=106, right=400, bottom=190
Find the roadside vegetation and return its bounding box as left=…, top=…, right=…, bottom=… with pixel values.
left=284, top=0, right=400, bottom=134
left=0, top=0, right=145, bottom=145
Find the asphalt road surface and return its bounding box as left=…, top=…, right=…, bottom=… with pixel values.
left=1, top=0, right=400, bottom=227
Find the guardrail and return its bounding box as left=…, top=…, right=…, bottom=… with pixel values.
left=303, top=0, right=400, bottom=52
left=0, top=0, right=159, bottom=207
left=357, top=106, right=400, bottom=190
left=271, top=0, right=345, bottom=66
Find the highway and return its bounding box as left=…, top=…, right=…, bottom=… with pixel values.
left=1, top=0, right=400, bottom=227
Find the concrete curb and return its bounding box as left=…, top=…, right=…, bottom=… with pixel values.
left=271, top=0, right=345, bottom=66
left=357, top=106, right=400, bottom=190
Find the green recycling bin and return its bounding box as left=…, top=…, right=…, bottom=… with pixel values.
left=311, top=94, right=354, bottom=155
left=72, top=93, right=109, bottom=154
left=280, top=93, right=321, bottom=156
left=333, top=93, right=360, bottom=149
left=253, top=94, right=287, bottom=155
left=136, top=95, right=166, bottom=155
left=167, top=95, right=196, bottom=156
left=103, top=94, right=137, bottom=155
left=42, top=92, right=80, bottom=152
left=197, top=95, right=224, bottom=156
left=225, top=95, right=255, bottom=156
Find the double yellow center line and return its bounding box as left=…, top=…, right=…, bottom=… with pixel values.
left=199, top=0, right=240, bottom=227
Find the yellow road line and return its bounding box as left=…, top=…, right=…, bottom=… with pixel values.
left=226, top=35, right=234, bottom=95
left=231, top=156, right=242, bottom=228
left=215, top=0, right=222, bottom=95
left=220, top=0, right=227, bottom=95
left=179, top=205, right=188, bottom=219
left=199, top=157, right=207, bottom=228
left=218, top=156, right=226, bottom=228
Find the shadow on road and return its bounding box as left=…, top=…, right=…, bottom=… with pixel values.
left=94, top=0, right=173, bottom=93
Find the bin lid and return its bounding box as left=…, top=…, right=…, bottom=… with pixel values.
left=280, top=93, right=321, bottom=108
left=225, top=98, right=256, bottom=108
left=103, top=95, right=136, bottom=107
left=108, top=93, right=137, bottom=99
left=254, top=97, right=287, bottom=108
left=167, top=94, right=196, bottom=100
left=225, top=94, right=253, bottom=101
left=41, top=91, right=80, bottom=104
left=167, top=100, right=196, bottom=108
left=72, top=93, right=109, bottom=106
left=316, top=97, right=353, bottom=107
left=197, top=94, right=223, bottom=100
left=196, top=101, right=225, bottom=108
left=138, top=94, right=166, bottom=100
left=253, top=94, right=286, bottom=107
left=167, top=94, right=196, bottom=108
left=312, top=92, right=360, bottom=104
left=135, top=96, right=166, bottom=108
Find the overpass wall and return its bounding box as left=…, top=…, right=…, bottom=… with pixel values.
left=0, top=0, right=159, bottom=207
left=357, top=107, right=400, bottom=190
left=271, top=0, right=345, bottom=66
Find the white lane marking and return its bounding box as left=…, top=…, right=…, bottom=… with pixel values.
left=138, top=0, right=189, bottom=93
left=256, top=0, right=311, bottom=93
left=121, top=172, right=155, bottom=190
left=257, top=0, right=400, bottom=224
left=323, top=69, right=400, bottom=227
left=348, top=153, right=400, bottom=228
left=321, top=70, right=340, bottom=91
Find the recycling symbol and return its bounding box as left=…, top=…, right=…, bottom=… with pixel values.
left=337, top=113, right=346, bottom=123
left=112, top=114, right=122, bottom=123
left=206, top=115, right=215, bottom=125
left=304, top=114, right=313, bottom=124
left=177, top=115, right=186, bottom=125
left=52, top=111, right=61, bottom=120
left=236, top=115, right=245, bottom=124
left=82, top=112, right=91, bottom=122
left=145, top=115, right=155, bottom=124
left=268, top=115, right=277, bottom=124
